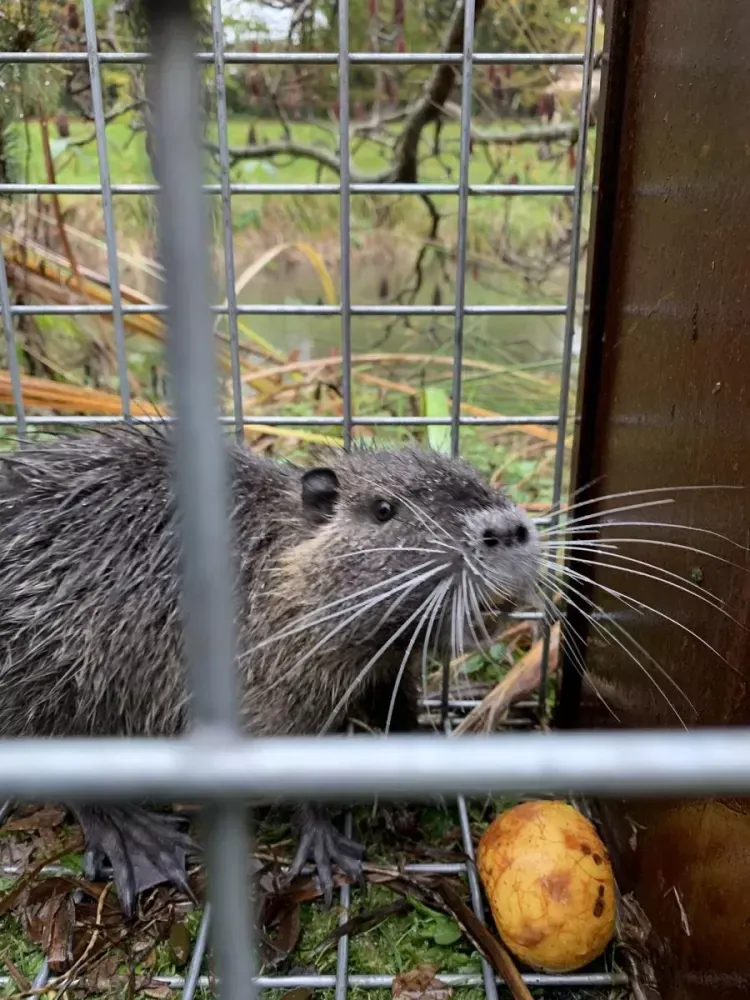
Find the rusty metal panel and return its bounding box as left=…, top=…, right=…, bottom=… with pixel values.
left=562, top=0, right=750, bottom=997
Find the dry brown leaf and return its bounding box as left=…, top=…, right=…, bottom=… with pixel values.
left=22, top=877, right=81, bottom=971
left=393, top=964, right=453, bottom=1000
left=2, top=953, right=30, bottom=992
left=42, top=891, right=76, bottom=973
left=3, top=805, right=66, bottom=832
left=143, top=987, right=174, bottom=999
left=453, top=623, right=560, bottom=735
left=0, top=839, right=35, bottom=868
left=315, top=900, right=411, bottom=954
left=280, top=989, right=312, bottom=1000
left=259, top=892, right=302, bottom=967
left=0, top=837, right=83, bottom=918
left=0, top=371, right=161, bottom=418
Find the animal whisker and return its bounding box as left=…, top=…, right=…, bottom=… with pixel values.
left=249, top=558, right=439, bottom=656
left=546, top=571, right=693, bottom=727
left=537, top=591, right=621, bottom=723
left=538, top=483, right=743, bottom=525
left=329, top=547, right=450, bottom=560
left=547, top=557, right=740, bottom=672
left=321, top=584, right=448, bottom=734
left=543, top=524, right=750, bottom=565
left=542, top=542, right=736, bottom=619
left=264, top=563, right=450, bottom=693
left=465, top=576, right=496, bottom=648
left=355, top=472, right=452, bottom=543
left=385, top=579, right=451, bottom=736
left=539, top=497, right=677, bottom=536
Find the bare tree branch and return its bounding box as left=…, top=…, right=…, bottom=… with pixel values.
left=219, top=0, right=588, bottom=183
left=440, top=101, right=583, bottom=146
left=67, top=101, right=144, bottom=147
left=221, top=139, right=391, bottom=183
left=391, top=0, right=487, bottom=182
left=220, top=0, right=487, bottom=183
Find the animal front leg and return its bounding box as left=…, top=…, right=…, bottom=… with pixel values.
left=285, top=803, right=364, bottom=908
left=72, top=804, right=197, bottom=918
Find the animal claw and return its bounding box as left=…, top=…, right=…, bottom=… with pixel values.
left=286, top=806, right=364, bottom=908
left=73, top=805, right=198, bottom=918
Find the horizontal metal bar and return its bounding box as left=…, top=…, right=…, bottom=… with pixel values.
left=257, top=973, right=629, bottom=990
left=0, top=860, right=467, bottom=879
left=0, top=415, right=559, bottom=428
left=7, top=303, right=567, bottom=317
left=0, top=730, right=748, bottom=800
left=0, top=51, right=585, bottom=66
left=420, top=701, right=539, bottom=713
left=0, top=183, right=575, bottom=196
left=0, top=973, right=628, bottom=991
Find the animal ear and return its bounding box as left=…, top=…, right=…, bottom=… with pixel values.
left=301, top=467, right=340, bottom=521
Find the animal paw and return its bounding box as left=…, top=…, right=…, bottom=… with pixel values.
left=286, top=806, right=364, bottom=908
left=73, top=804, right=198, bottom=918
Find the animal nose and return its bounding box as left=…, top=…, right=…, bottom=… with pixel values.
left=483, top=523, right=529, bottom=548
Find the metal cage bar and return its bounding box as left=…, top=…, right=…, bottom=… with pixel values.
left=0, top=973, right=630, bottom=992
left=0, top=182, right=576, bottom=196
left=143, top=3, right=254, bottom=998
left=82, top=0, right=131, bottom=421
left=0, top=414, right=560, bottom=428
left=0, top=52, right=586, bottom=66
left=338, top=0, right=353, bottom=448
left=0, top=252, right=25, bottom=439
left=210, top=0, right=244, bottom=443
left=4, top=302, right=567, bottom=316
left=537, top=0, right=599, bottom=720
left=0, top=730, right=749, bottom=800
left=449, top=0, right=476, bottom=459
left=3, top=2, right=745, bottom=999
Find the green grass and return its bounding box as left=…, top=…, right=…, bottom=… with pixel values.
left=0, top=798, right=624, bottom=1000
left=11, top=114, right=578, bottom=247
left=4, top=111, right=579, bottom=476
left=0, top=638, right=556, bottom=999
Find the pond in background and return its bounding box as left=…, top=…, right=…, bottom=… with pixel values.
left=230, top=252, right=572, bottom=418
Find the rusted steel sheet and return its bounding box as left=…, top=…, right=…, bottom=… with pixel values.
left=561, top=1, right=750, bottom=998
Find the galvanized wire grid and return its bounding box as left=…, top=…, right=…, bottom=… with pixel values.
left=1, top=1, right=750, bottom=999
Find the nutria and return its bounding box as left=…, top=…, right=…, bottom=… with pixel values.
left=0, top=427, right=541, bottom=913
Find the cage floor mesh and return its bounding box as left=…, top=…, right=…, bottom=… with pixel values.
left=0, top=703, right=629, bottom=999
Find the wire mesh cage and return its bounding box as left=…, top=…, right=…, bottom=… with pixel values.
left=0, top=2, right=749, bottom=999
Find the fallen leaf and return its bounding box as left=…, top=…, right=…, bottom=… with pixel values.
left=88, top=951, right=125, bottom=989
left=36, top=825, right=64, bottom=855
left=21, top=877, right=80, bottom=965
left=393, top=964, right=452, bottom=1000
left=260, top=897, right=301, bottom=967
left=0, top=839, right=35, bottom=868
left=3, top=805, right=67, bottom=832
left=432, top=919, right=462, bottom=946
left=315, top=900, right=411, bottom=953
left=453, top=623, right=560, bottom=735
left=431, top=881, right=533, bottom=1000
left=168, top=922, right=192, bottom=967
left=0, top=837, right=83, bottom=918
left=42, top=890, right=76, bottom=973
left=280, top=989, right=312, bottom=1000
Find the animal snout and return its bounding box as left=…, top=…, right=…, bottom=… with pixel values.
left=482, top=523, right=530, bottom=548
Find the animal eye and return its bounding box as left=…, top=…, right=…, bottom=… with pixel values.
left=374, top=499, right=395, bottom=523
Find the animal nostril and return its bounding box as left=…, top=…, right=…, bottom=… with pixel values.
left=483, top=524, right=529, bottom=548
left=482, top=528, right=501, bottom=548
